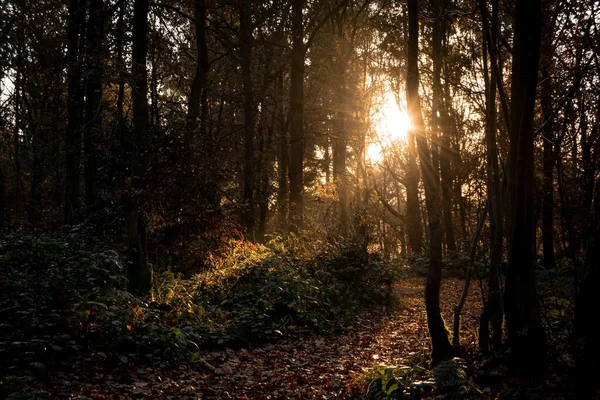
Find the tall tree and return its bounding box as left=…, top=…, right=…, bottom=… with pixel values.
left=540, top=0, right=556, bottom=270
left=407, top=0, right=453, bottom=364
left=84, top=0, right=105, bottom=208
left=431, top=0, right=456, bottom=252
left=503, top=0, right=546, bottom=370
left=184, top=0, right=209, bottom=146
left=127, top=0, right=151, bottom=295
left=288, top=0, right=304, bottom=233
left=65, top=0, right=85, bottom=224
left=240, top=0, right=256, bottom=240
left=479, top=0, right=503, bottom=353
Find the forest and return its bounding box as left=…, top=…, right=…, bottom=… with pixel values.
left=0, top=0, right=599, bottom=398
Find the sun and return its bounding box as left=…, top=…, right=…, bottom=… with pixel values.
left=366, top=91, right=412, bottom=163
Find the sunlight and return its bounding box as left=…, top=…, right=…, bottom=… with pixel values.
left=367, top=90, right=412, bottom=163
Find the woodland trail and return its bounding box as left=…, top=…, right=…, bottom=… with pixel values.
left=49, top=278, right=483, bottom=399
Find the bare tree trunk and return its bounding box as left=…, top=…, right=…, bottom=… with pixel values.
left=84, top=0, right=105, bottom=209
left=0, top=167, right=4, bottom=231
left=184, top=0, right=208, bottom=146
left=504, top=0, right=546, bottom=371
left=127, top=0, right=151, bottom=295
left=288, top=0, right=304, bottom=233
left=407, top=0, right=454, bottom=365
left=406, top=131, right=423, bottom=254
left=432, top=0, right=456, bottom=253
left=277, top=85, right=289, bottom=232
left=479, top=0, right=503, bottom=353
left=540, top=3, right=555, bottom=270
left=240, top=0, right=256, bottom=240
left=115, top=0, right=127, bottom=155
left=576, top=175, right=600, bottom=399
left=332, top=13, right=349, bottom=237
left=65, top=0, right=85, bottom=224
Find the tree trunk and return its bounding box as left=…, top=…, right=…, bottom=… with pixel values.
left=288, top=0, right=304, bottom=233
left=0, top=167, right=4, bottom=231
left=406, top=131, right=423, bottom=254
left=432, top=0, right=456, bottom=253
left=115, top=0, right=127, bottom=156
left=540, top=3, right=555, bottom=270
left=84, top=0, right=104, bottom=209
left=332, top=15, right=349, bottom=237
left=576, top=175, right=600, bottom=399
left=407, top=0, right=454, bottom=365
left=479, top=0, right=503, bottom=353
left=277, top=75, right=289, bottom=232
left=127, top=0, right=151, bottom=296
left=240, top=0, right=256, bottom=240
left=184, top=0, right=209, bottom=146
left=503, top=0, right=546, bottom=371
left=65, top=0, right=85, bottom=224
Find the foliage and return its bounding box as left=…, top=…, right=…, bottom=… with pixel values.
left=364, top=361, right=431, bottom=399
left=0, top=230, right=401, bottom=397
left=407, top=251, right=485, bottom=279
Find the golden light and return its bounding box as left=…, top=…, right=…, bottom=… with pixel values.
left=367, top=91, right=412, bottom=163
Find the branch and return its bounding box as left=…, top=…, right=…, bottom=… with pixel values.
left=480, top=0, right=510, bottom=131
left=150, top=2, right=196, bottom=24
left=304, top=0, right=352, bottom=55
left=374, top=186, right=405, bottom=222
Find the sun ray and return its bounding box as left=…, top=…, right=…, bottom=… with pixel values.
left=367, top=90, right=412, bottom=163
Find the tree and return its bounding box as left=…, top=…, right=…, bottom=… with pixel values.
left=288, top=0, right=304, bottom=233
left=184, top=0, right=209, bottom=146
left=503, top=0, right=546, bottom=370
left=65, top=0, right=85, bottom=224
left=431, top=0, right=456, bottom=252
left=479, top=0, right=503, bottom=353
left=407, top=0, right=454, bottom=364
left=127, top=0, right=151, bottom=295
left=83, top=0, right=105, bottom=209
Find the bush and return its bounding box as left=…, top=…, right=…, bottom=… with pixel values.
left=0, top=229, right=402, bottom=397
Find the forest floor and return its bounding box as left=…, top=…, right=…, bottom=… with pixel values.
left=22, top=278, right=491, bottom=399
left=8, top=272, right=580, bottom=400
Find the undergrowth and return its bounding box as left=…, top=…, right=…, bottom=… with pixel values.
left=0, top=227, right=400, bottom=397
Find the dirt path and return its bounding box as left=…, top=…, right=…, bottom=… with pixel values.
left=48, top=278, right=483, bottom=399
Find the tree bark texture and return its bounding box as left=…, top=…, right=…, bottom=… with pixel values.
left=65, top=0, right=85, bottom=224
left=240, top=0, right=256, bottom=240
left=407, top=0, right=454, bottom=365
left=504, top=0, right=546, bottom=371
left=127, top=0, right=151, bottom=295
left=288, top=0, right=305, bottom=233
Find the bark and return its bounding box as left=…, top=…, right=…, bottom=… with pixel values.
left=407, top=0, right=454, bottom=365
left=127, top=0, right=151, bottom=296
left=503, top=0, right=546, bottom=371
left=332, top=13, right=349, bottom=236
left=405, top=131, right=423, bottom=254
left=277, top=76, right=289, bottom=232
left=240, top=0, right=256, bottom=240
left=288, top=0, right=304, bottom=233
left=576, top=176, right=600, bottom=399
left=65, top=0, right=85, bottom=224
left=540, top=2, right=555, bottom=270
left=479, top=0, right=503, bottom=353
left=257, top=107, right=274, bottom=242
left=116, top=0, right=126, bottom=155
left=0, top=167, right=4, bottom=231
left=184, top=0, right=209, bottom=146
left=432, top=0, right=456, bottom=252
left=84, top=0, right=105, bottom=208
